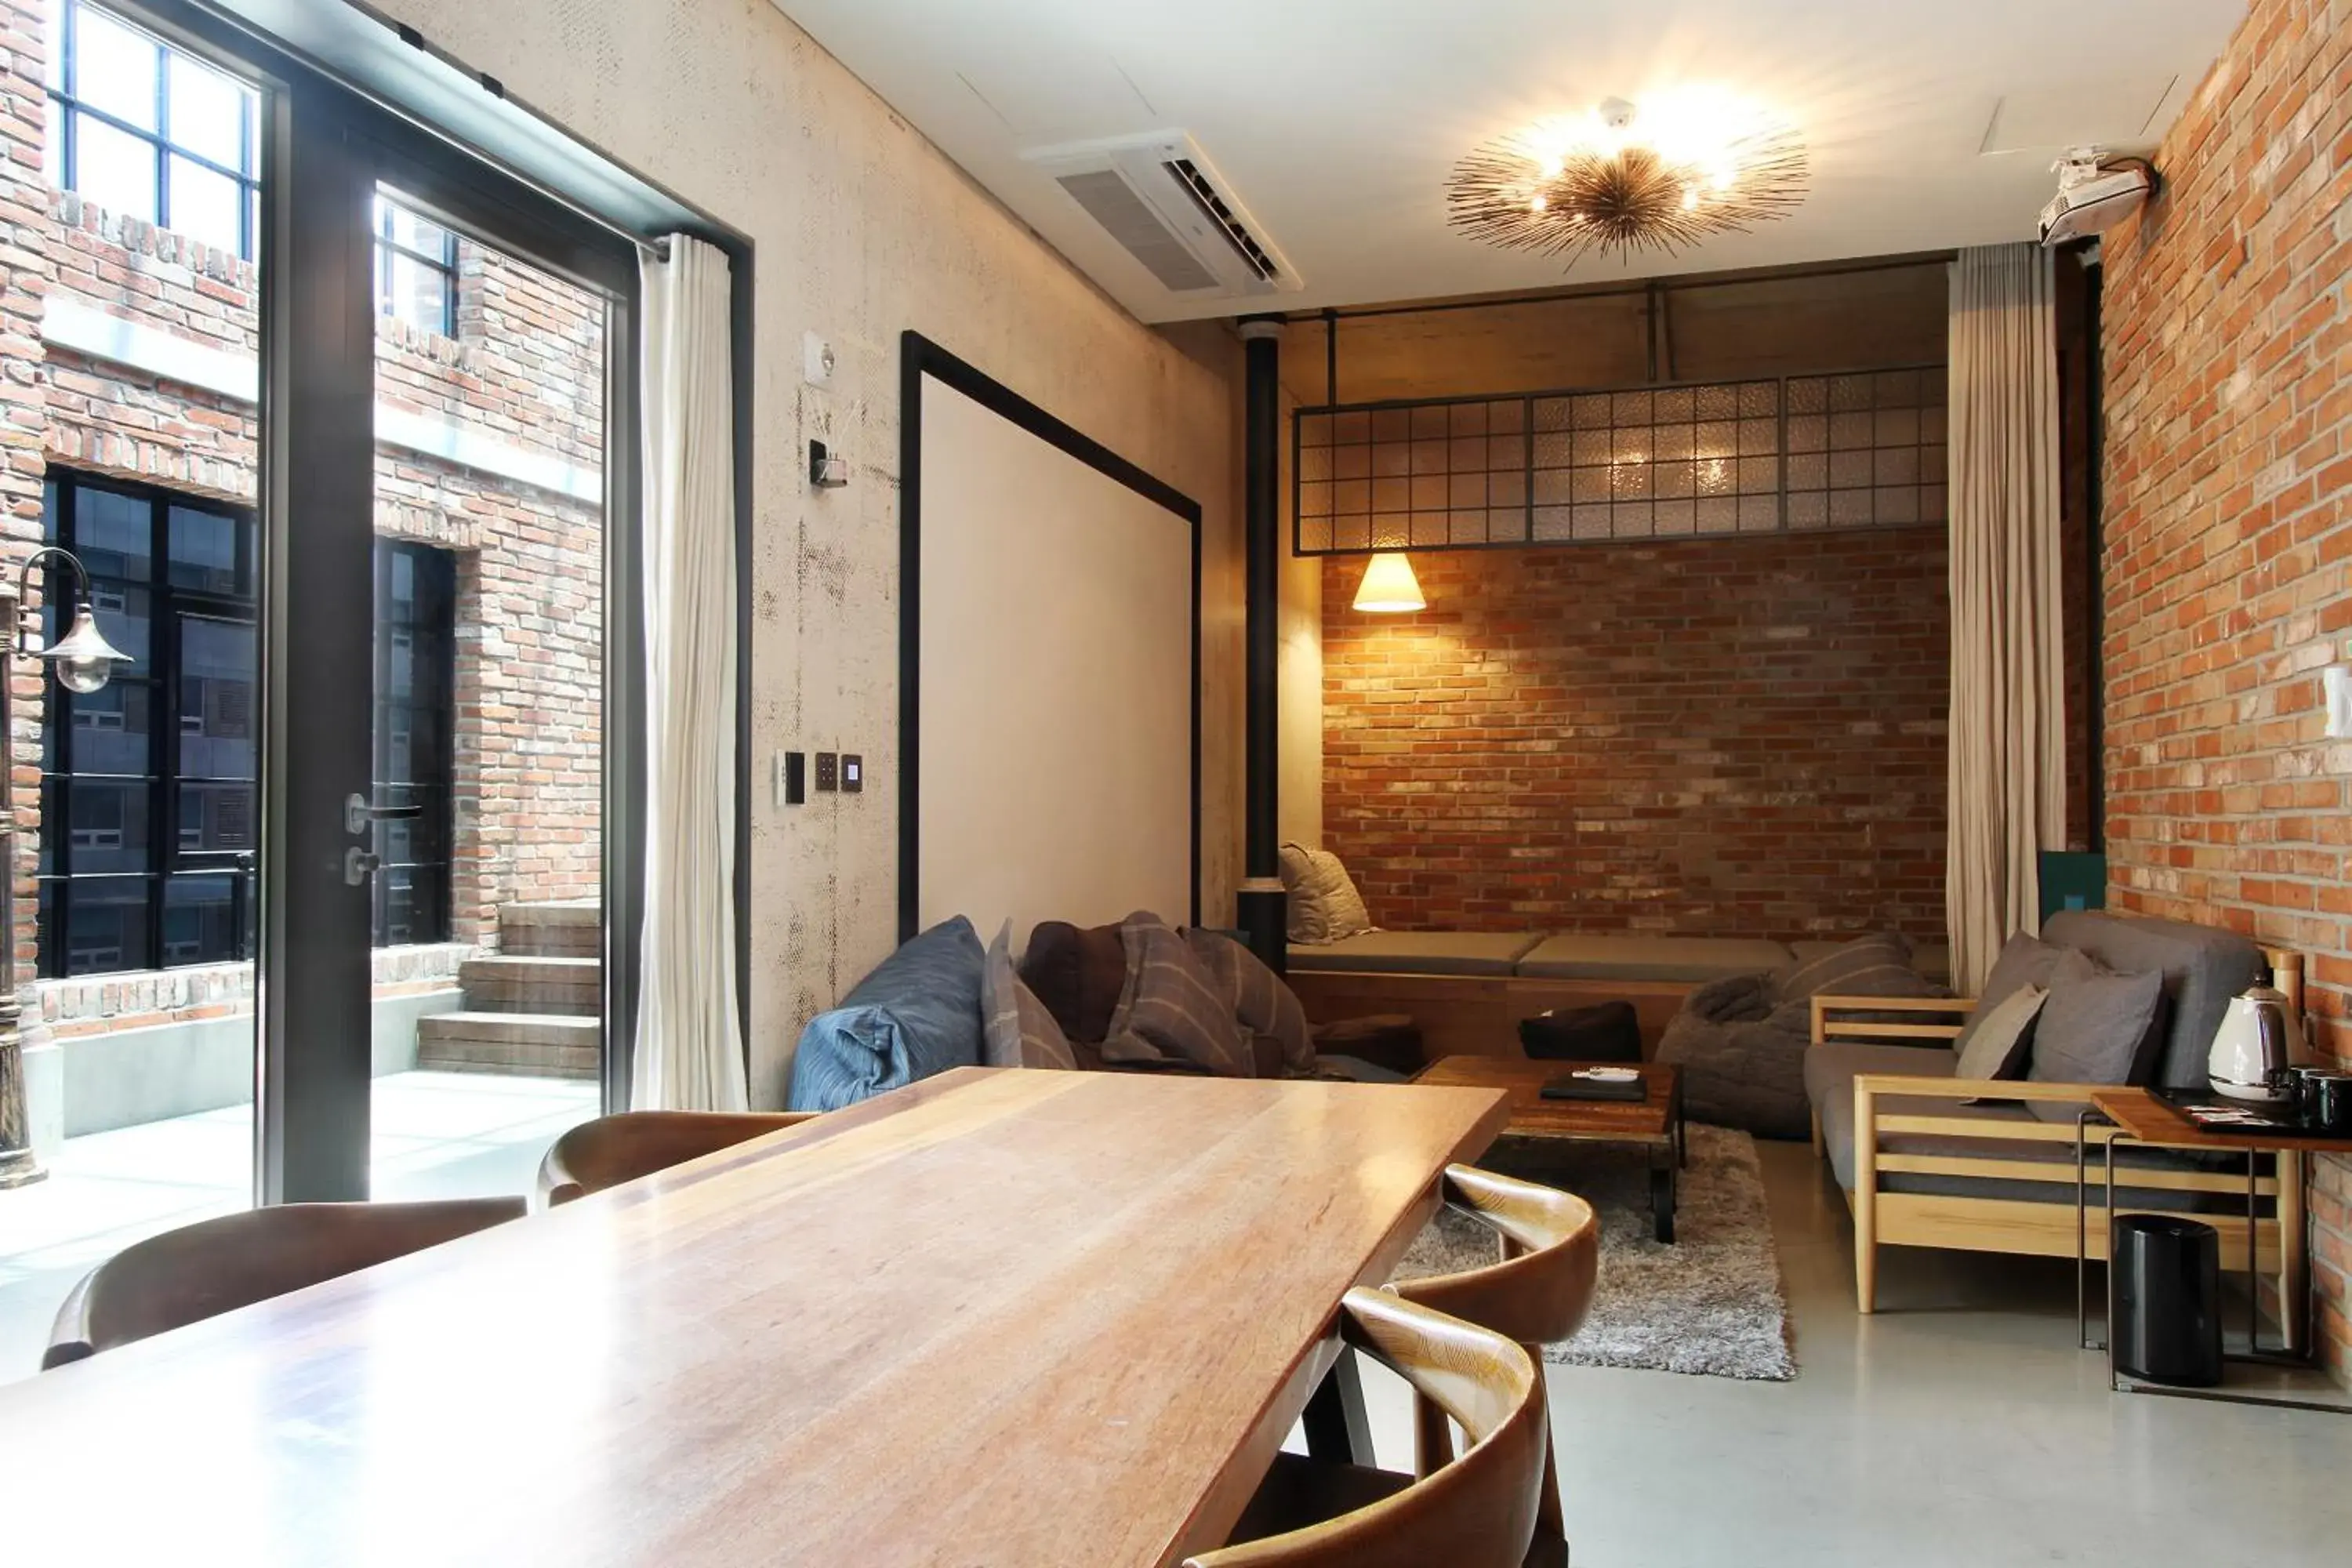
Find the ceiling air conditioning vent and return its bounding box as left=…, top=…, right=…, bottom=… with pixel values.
left=1026, top=132, right=1300, bottom=299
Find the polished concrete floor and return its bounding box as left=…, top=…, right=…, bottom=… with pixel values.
left=1352, top=1139, right=2352, bottom=1567
left=0, top=1071, right=597, bottom=1385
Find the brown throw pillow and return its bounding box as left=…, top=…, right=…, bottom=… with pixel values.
left=2026, top=950, right=2168, bottom=1123
left=1018, top=920, right=1127, bottom=1044
left=1185, top=927, right=1316, bottom=1076
left=1103, top=913, right=1253, bottom=1077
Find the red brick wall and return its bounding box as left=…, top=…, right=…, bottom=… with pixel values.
left=0, top=9, right=608, bottom=989
left=2100, top=0, right=2352, bottom=1380
left=1322, top=528, right=1949, bottom=939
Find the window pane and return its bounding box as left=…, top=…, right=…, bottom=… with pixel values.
left=163, top=873, right=245, bottom=966
left=167, top=504, right=250, bottom=593
left=165, top=154, right=240, bottom=252
left=56, top=877, right=153, bottom=975
left=179, top=616, right=256, bottom=780
left=43, top=95, right=62, bottom=187
left=72, top=484, right=152, bottom=579
left=66, top=680, right=153, bottom=777
left=376, top=194, right=452, bottom=257
left=382, top=249, right=449, bottom=332
left=44, top=0, right=64, bottom=90
left=60, top=778, right=151, bottom=874
left=165, top=51, right=247, bottom=169
left=177, top=780, right=254, bottom=854
left=70, top=111, right=158, bottom=223
left=72, top=6, right=160, bottom=131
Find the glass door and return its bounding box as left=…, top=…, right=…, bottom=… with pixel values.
left=358, top=187, right=619, bottom=1200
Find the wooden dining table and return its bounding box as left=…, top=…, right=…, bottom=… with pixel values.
left=0, top=1065, right=1509, bottom=1566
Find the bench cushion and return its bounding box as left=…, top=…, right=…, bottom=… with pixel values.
left=1516, top=934, right=1794, bottom=983
left=1283, top=931, right=1543, bottom=977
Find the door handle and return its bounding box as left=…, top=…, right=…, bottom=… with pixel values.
left=345, top=847, right=380, bottom=887
left=345, top=792, right=426, bottom=835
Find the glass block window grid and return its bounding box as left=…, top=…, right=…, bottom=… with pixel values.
left=1294, top=366, right=1947, bottom=554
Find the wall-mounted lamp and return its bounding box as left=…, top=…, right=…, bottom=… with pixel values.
left=809, top=438, right=849, bottom=489
left=1352, top=552, right=1425, bottom=613
left=0, top=546, right=131, bottom=1187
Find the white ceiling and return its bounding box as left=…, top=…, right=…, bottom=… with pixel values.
left=775, top=0, right=2243, bottom=323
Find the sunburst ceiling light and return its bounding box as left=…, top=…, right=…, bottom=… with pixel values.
left=1446, top=89, right=1806, bottom=266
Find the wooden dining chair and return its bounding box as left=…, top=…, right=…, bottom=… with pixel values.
left=42, top=1196, right=525, bottom=1371
left=1185, top=1287, right=1547, bottom=1568
left=533, top=1109, right=815, bottom=1208
left=1389, top=1163, right=1598, bottom=1563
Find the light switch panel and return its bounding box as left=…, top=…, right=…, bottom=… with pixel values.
left=815, top=752, right=838, bottom=792
left=841, top=754, right=863, bottom=793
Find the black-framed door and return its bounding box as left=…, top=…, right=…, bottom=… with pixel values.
left=260, top=83, right=641, bottom=1203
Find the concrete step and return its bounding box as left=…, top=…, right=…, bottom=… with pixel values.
left=499, top=900, right=602, bottom=959
left=416, top=1011, right=601, bottom=1079
left=459, top=954, right=601, bottom=1014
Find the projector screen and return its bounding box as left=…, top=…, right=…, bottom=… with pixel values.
left=901, top=333, right=1200, bottom=948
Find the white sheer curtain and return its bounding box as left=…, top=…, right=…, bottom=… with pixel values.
left=1945, top=243, right=2066, bottom=993
left=632, top=234, right=747, bottom=1111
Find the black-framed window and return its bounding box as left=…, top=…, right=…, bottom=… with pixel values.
left=37, top=471, right=258, bottom=978
left=374, top=193, right=459, bottom=337
left=35, top=474, right=463, bottom=975
left=43, top=0, right=261, bottom=259
left=371, top=542, right=456, bottom=946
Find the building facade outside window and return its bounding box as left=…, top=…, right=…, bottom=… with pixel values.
left=43, top=0, right=260, bottom=258
left=35, top=474, right=461, bottom=978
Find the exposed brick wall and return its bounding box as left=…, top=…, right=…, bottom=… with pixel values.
left=2100, top=0, right=2352, bottom=1381
left=0, top=8, right=608, bottom=1062
left=1322, top=529, right=1949, bottom=939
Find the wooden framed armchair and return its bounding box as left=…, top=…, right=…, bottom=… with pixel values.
left=1799, top=911, right=2303, bottom=1314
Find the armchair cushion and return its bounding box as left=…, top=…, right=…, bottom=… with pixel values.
left=1951, top=982, right=2045, bottom=1083
left=2025, top=951, right=2169, bottom=1121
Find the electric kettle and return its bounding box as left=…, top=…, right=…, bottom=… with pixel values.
left=2207, top=979, right=2305, bottom=1104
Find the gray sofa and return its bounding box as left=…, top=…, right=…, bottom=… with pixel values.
left=1802, top=910, right=2296, bottom=1312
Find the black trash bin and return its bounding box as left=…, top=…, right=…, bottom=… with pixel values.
left=2111, top=1214, right=2223, bottom=1387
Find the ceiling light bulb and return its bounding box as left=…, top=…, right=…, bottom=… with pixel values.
left=1682, top=188, right=1698, bottom=210
left=1530, top=194, right=1548, bottom=212
left=1541, top=157, right=1564, bottom=180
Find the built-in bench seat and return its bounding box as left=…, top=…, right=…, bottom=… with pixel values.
left=1793, top=939, right=1951, bottom=985
left=1515, top=934, right=1794, bottom=984
left=1283, top=931, right=1543, bottom=977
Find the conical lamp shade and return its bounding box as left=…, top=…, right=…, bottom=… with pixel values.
left=1352, top=552, right=1425, bottom=613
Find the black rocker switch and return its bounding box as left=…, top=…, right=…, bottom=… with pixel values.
left=841, top=755, right=863, bottom=793
left=815, top=752, right=838, bottom=792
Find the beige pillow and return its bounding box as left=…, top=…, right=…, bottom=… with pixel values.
left=1279, top=843, right=1375, bottom=945
left=1953, top=982, right=2046, bottom=1083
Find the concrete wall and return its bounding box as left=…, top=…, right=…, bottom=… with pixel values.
left=370, top=0, right=1244, bottom=1102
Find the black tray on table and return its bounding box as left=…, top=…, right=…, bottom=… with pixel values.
left=2149, top=1086, right=2344, bottom=1140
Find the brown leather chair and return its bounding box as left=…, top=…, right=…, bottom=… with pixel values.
left=42, top=1196, right=524, bottom=1371
left=533, top=1110, right=815, bottom=1208
left=1392, top=1163, right=1599, bottom=1562
left=1185, top=1287, right=1546, bottom=1568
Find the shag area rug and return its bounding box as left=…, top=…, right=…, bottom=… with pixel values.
left=1394, top=1122, right=1796, bottom=1381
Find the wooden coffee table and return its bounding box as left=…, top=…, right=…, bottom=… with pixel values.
left=1415, top=1055, right=1686, bottom=1242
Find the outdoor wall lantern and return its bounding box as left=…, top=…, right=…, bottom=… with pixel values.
left=0, top=546, right=132, bottom=1187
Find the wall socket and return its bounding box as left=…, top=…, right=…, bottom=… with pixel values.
left=815, top=752, right=838, bottom=792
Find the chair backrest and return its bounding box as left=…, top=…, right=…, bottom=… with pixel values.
left=1182, top=1288, right=1546, bottom=1568
left=534, top=1110, right=815, bottom=1208
left=1389, top=1164, right=1599, bottom=1350
left=42, top=1196, right=524, bottom=1371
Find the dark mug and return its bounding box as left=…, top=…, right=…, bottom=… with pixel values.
left=2310, top=1073, right=2352, bottom=1135
left=2287, top=1066, right=2334, bottom=1123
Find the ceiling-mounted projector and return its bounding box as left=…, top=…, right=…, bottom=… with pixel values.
left=2039, top=147, right=2155, bottom=246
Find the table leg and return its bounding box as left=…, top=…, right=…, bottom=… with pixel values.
left=1301, top=1351, right=1371, bottom=1465
left=2245, top=1145, right=2262, bottom=1356
left=1650, top=1150, right=1675, bottom=1245
left=2105, top=1131, right=2122, bottom=1388
left=2075, top=1111, right=2092, bottom=1352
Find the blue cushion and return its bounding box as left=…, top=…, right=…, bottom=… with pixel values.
left=786, top=916, right=986, bottom=1110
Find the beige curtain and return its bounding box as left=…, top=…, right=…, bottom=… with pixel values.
left=632, top=235, right=748, bottom=1112
left=1945, top=244, right=2066, bottom=993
